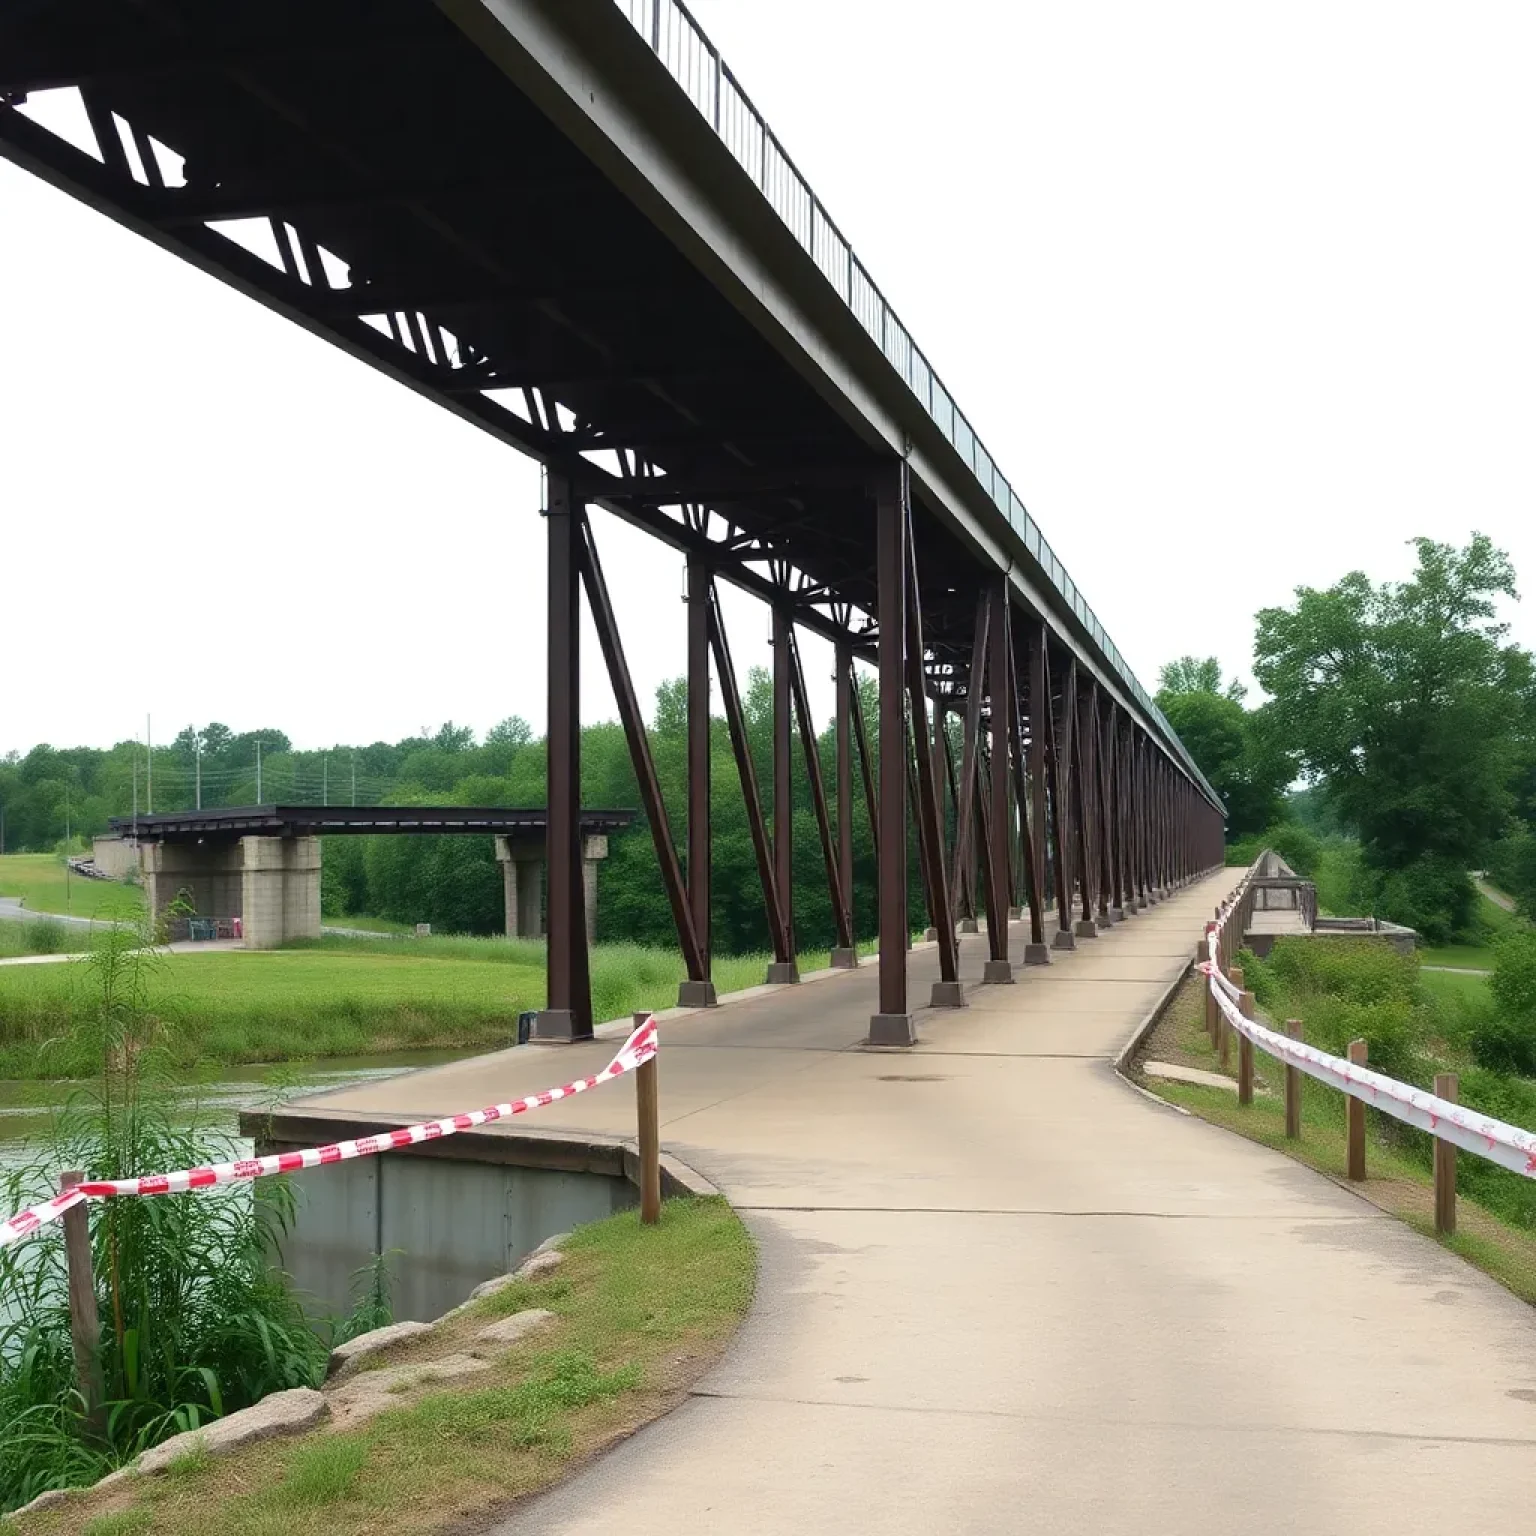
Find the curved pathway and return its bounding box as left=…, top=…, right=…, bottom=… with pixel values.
left=313, top=873, right=1536, bottom=1534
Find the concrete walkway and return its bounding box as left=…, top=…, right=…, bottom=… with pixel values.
left=305, top=872, right=1536, bottom=1535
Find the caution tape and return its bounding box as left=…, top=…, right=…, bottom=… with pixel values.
left=1203, top=970, right=1536, bottom=1178
left=1, top=1017, right=658, bottom=1249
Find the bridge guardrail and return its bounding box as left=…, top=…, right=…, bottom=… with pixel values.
left=613, top=0, right=1212, bottom=797
left=1199, top=856, right=1535, bottom=1225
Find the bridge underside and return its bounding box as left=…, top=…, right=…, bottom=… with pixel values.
left=0, top=0, right=1224, bottom=1039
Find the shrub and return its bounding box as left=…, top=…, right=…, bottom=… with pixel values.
left=24, top=917, right=66, bottom=955
left=1365, top=855, right=1477, bottom=946
left=1266, top=936, right=1418, bottom=1007
left=0, top=924, right=326, bottom=1513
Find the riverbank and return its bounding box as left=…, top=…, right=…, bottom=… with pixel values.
left=0, top=933, right=877, bottom=1079
left=8, top=1197, right=754, bottom=1533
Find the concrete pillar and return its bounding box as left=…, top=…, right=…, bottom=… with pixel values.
left=241, top=836, right=321, bottom=949
left=141, top=840, right=244, bottom=937
left=582, top=834, right=608, bottom=947
left=517, top=856, right=544, bottom=938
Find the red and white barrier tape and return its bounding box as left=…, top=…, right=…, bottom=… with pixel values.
left=1, top=1017, right=658, bottom=1250
left=1203, top=970, right=1536, bottom=1178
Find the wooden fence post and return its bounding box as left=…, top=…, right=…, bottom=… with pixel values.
left=60, top=1170, right=105, bottom=1442
left=1220, top=964, right=1243, bottom=1071
left=1197, top=938, right=1217, bottom=1046
left=1346, top=1039, right=1368, bottom=1181
left=633, top=1014, right=661, bottom=1225
left=1434, top=1073, right=1458, bottom=1237
left=1284, top=1020, right=1303, bottom=1140
left=1237, top=991, right=1255, bottom=1105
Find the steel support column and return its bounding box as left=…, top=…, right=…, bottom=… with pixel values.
left=683, top=555, right=717, bottom=1006
left=1046, top=647, right=1078, bottom=950
left=870, top=463, right=915, bottom=1044
left=768, top=603, right=799, bottom=984
left=832, top=643, right=859, bottom=968
left=983, top=578, right=1014, bottom=982
left=535, top=470, right=592, bottom=1042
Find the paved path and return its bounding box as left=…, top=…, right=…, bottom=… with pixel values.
left=306, top=872, right=1536, bottom=1535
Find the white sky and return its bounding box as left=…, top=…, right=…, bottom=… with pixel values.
left=2, top=0, right=1532, bottom=758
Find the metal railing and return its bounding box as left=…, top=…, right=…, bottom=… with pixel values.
left=613, top=0, right=1210, bottom=797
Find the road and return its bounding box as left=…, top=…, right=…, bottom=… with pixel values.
left=308, top=871, right=1536, bottom=1535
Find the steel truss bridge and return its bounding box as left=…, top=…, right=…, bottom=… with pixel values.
left=0, top=0, right=1224, bottom=1044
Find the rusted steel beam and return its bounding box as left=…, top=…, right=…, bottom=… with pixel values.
left=950, top=594, right=991, bottom=923
left=788, top=627, right=854, bottom=953
left=870, top=463, right=914, bottom=1043
left=535, top=471, right=593, bottom=1042
left=834, top=642, right=857, bottom=964
left=708, top=584, right=794, bottom=966
left=1046, top=648, right=1077, bottom=946
left=685, top=555, right=716, bottom=1002
left=906, top=517, right=960, bottom=997
left=849, top=652, right=879, bottom=846
left=772, top=604, right=797, bottom=977
left=578, top=516, right=706, bottom=984
left=985, top=580, right=1013, bottom=974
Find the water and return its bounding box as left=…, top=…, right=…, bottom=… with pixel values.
left=0, top=1046, right=483, bottom=1179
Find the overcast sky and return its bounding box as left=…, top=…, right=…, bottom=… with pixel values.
left=3, top=0, right=1531, bottom=759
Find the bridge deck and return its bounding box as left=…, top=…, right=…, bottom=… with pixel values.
left=297, top=872, right=1536, bottom=1534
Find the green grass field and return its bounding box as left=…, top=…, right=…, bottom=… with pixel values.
left=0, top=853, right=143, bottom=922
left=1419, top=891, right=1526, bottom=972
left=320, top=912, right=413, bottom=935
left=0, top=929, right=876, bottom=1079
left=1417, top=967, right=1493, bottom=1006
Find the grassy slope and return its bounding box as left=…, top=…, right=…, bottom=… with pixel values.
left=15, top=1197, right=755, bottom=1536
left=1136, top=975, right=1536, bottom=1306
left=0, top=855, right=143, bottom=922
left=1419, top=890, right=1525, bottom=971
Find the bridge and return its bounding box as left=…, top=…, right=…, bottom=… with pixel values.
left=1, top=0, right=1222, bottom=1043
left=6, top=4, right=1530, bottom=1530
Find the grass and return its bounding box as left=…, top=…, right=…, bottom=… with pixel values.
left=13, top=1196, right=755, bottom=1536
left=1135, top=974, right=1536, bottom=1307
left=1419, top=890, right=1527, bottom=971
left=0, top=920, right=87, bottom=960
left=0, top=854, right=143, bottom=923
left=319, top=914, right=412, bottom=935
left=0, top=932, right=881, bottom=1078
left=1416, top=968, right=1492, bottom=1006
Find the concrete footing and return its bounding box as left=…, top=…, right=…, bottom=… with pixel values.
left=1052, top=928, right=1077, bottom=951
left=982, top=959, right=1015, bottom=984
left=676, top=979, right=718, bottom=1008
left=1075, top=919, right=1100, bottom=939
left=958, top=918, right=980, bottom=934
left=922, top=927, right=939, bottom=942
left=1007, top=906, right=1024, bottom=921
left=829, top=947, right=859, bottom=970
left=765, top=961, right=801, bottom=985
left=1023, top=942, right=1052, bottom=966
left=929, top=979, right=966, bottom=1008
left=531, top=1009, right=587, bottom=1042
left=1110, top=906, right=1125, bottom=922
left=867, top=1012, right=916, bottom=1046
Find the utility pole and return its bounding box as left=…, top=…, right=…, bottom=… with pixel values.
left=195, top=731, right=202, bottom=811
left=146, top=714, right=153, bottom=815
left=351, top=748, right=357, bottom=806
left=322, top=754, right=328, bottom=807
left=131, top=756, right=138, bottom=840
left=256, top=740, right=263, bottom=804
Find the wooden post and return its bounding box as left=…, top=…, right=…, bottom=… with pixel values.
left=1346, top=1038, right=1368, bottom=1181
left=1284, top=1019, right=1303, bottom=1140
left=633, top=1016, right=661, bottom=1225
left=60, top=1170, right=105, bottom=1442
left=1197, top=938, right=1217, bottom=1046
left=1237, top=991, right=1255, bottom=1106
left=1434, top=1072, right=1458, bottom=1237
left=1220, top=964, right=1243, bottom=1071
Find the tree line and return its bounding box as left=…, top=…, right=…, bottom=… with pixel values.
left=1159, top=534, right=1536, bottom=942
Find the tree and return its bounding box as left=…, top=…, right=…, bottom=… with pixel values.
left=1254, top=534, right=1531, bottom=939
left=1155, top=656, right=1289, bottom=838
left=1158, top=656, right=1245, bottom=702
